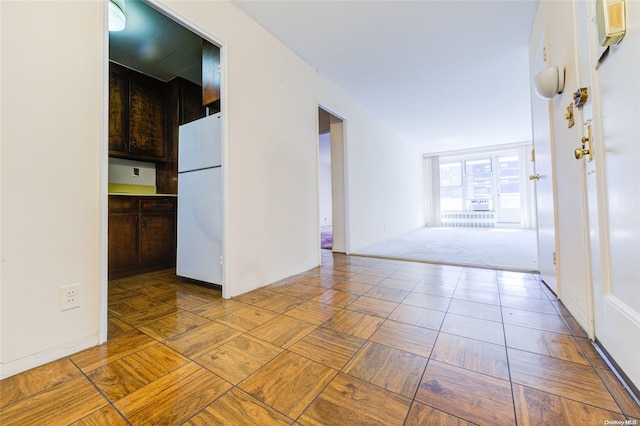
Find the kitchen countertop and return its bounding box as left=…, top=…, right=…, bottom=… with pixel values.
left=108, top=183, right=177, bottom=197
left=109, top=193, right=178, bottom=197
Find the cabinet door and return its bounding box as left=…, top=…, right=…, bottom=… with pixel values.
left=108, top=213, right=139, bottom=272
left=139, top=213, right=176, bottom=266
left=180, top=79, right=206, bottom=125
left=109, top=71, right=128, bottom=154
left=129, top=79, right=166, bottom=160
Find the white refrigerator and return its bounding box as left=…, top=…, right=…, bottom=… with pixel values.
left=176, top=113, right=222, bottom=286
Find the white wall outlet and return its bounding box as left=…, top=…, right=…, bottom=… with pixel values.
left=60, top=284, right=81, bottom=311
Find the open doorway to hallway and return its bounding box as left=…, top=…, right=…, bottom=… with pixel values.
left=318, top=107, right=346, bottom=254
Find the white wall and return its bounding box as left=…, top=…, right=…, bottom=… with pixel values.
left=0, top=0, right=424, bottom=376
left=1, top=1, right=103, bottom=377
left=529, top=1, right=591, bottom=330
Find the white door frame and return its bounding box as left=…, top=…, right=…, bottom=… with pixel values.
left=99, top=0, right=230, bottom=341
left=317, top=104, right=349, bottom=259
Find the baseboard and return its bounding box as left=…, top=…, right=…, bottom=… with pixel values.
left=227, top=260, right=319, bottom=298
left=0, top=333, right=99, bottom=380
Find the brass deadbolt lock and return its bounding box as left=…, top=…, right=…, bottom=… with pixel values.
left=573, top=87, right=589, bottom=107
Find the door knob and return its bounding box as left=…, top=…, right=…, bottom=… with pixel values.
left=529, top=174, right=540, bottom=181
left=574, top=148, right=590, bottom=160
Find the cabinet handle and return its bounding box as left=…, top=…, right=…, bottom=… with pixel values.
left=142, top=219, right=147, bottom=229
left=131, top=140, right=137, bottom=150
left=153, top=203, right=167, bottom=208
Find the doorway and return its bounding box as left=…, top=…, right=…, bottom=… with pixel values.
left=318, top=107, right=347, bottom=255
left=101, top=0, right=227, bottom=342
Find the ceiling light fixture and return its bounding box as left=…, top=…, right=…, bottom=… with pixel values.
left=109, top=0, right=126, bottom=32
left=533, top=66, right=565, bottom=100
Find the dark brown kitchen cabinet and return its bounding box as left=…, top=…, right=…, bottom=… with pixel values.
left=109, top=62, right=167, bottom=161
left=108, top=196, right=176, bottom=278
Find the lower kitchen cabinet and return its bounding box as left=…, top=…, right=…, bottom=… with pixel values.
left=108, top=196, right=176, bottom=278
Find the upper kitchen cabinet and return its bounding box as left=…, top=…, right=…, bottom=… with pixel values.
left=202, top=40, right=221, bottom=112
left=109, top=62, right=167, bottom=161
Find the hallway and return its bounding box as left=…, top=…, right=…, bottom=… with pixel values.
left=1, top=253, right=638, bottom=425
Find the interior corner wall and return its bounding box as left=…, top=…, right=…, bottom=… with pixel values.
left=0, top=1, right=102, bottom=377
left=0, top=0, right=429, bottom=376
left=529, top=2, right=590, bottom=330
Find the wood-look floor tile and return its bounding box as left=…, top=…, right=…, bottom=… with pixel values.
left=117, top=302, right=179, bottom=327
left=347, top=295, right=398, bottom=317
left=299, top=373, right=411, bottom=426
left=196, top=335, right=282, bottom=384
left=0, top=358, right=81, bottom=408
left=441, top=312, right=505, bottom=345
left=322, top=309, right=384, bottom=339
left=415, top=360, right=515, bottom=425
left=459, top=269, right=497, bottom=282
left=504, top=324, right=590, bottom=365
left=378, top=277, right=417, bottom=291
left=405, top=401, right=475, bottom=425
left=502, top=307, right=571, bottom=334
left=411, top=283, right=456, bottom=297
left=215, top=305, right=280, bottom=331
left=252, top=293, right=305, bottom=313
left=596, top=368, right=640, bottom=419
left=70, top=405, right=128, bottom=426
left=562, top=315, right=589, bottom=338
left=232, top=289, right=276, bottom=304
left=71, top=330, right=157, bottom=372
left=108, top=289, right=143, bottom=304
left=115, top=362, right=231, bottom=425
left=0, top=377, right=107, bottom=426
left=87, top=343, right=189, bottom=401
left=431, top=332, right=509, bottom=380
left=249, top=315, right=316, bottom=348
left=369, top=319, right=437, bottom=357
left=288, top=327, right=365, bottom=369
left=402, top=292, right=451, bottom=311
left=456, top=279, right=499, bottom=293
left=108, top=295, right=163, bottom=316
left=136, top=311, right=210, bottom=341
left=363, top=285, right=410, bottom=303
left=344, top=342, right=427, bottom=397
left=239, top=351, right=336, bottom=419
left=107, top=316, right=135, bottom=339
left=388, top=304, right=445, bottom=330
left=513, top=383, right=627, bottom=425
left=348, top=272, right=385, bottom=285
left=498, top=284, right=549, bottom=299
left=448, top=298, right=503, bottom=322
left=331, top=280, right=375, bottom=295
left=453, top=287, right=501, bottom=305
left=276, top=283, right=327, bottom=298
left=184, top=388, right=292, bottom=425
left=190, top=298, right=246, bottom=320
left=507, top=348, right=621, bottom=412
left=500, top=294, right=557, bottom=314
left=575, top=337, right=611, bottom=370
left=164, top=294, right=215, bottom=310
left=389, top=270, right=425, bottom=282
left=311, top=289, right=359, bottom=307
left=164, top=321, right=242, bottom=358
left=283, top=300, right=341, bottom=325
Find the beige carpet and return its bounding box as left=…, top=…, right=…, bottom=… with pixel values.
left=354, top=227, right=539, bottom=272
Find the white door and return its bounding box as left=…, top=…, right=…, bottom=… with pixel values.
left=579, top=0, right=640, bottom=389
left=530, top=32, right=558, bottom=293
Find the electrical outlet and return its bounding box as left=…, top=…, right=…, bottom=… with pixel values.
left=60, top=284, right=81, bottom=311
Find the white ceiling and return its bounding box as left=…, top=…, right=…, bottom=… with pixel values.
left=231, top=0, right=539, bottom=153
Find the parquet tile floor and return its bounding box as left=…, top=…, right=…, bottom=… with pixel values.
left=2, top=251, right=639, bottom=425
